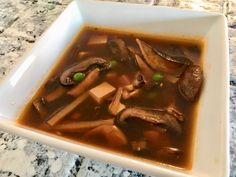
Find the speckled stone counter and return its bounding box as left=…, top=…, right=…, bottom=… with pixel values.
left=0, top=0, right=235, bottom=177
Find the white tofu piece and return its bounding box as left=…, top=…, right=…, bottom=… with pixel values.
left=87, top=35, right=107, bottom=45
left=77, top=51, right=89, bottom=59
left=89, top=82, right=116, bottom=103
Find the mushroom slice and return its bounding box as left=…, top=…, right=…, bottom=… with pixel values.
left=122, top=73, right=146, bottom=100
left=60, top=57, right=110, bottom=86
left=178, top=65, right=203, bottom=101
left=52, top=119, right=113, bottom=132
left=181, top=45, right=200, bottom=61
left=136, top=39, right=191, bottom=73
left=108, top=38, right=132, bottom=63
left=134, top=54, right=153, bottom=79
left=115, top=107, right=182, bottom=134
left=132, top=72, right=146, bottom=89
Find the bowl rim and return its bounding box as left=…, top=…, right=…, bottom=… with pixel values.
left=0, top=1, right=229, bottom=177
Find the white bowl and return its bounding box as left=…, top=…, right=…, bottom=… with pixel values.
left=0, top=0, right=229, bottom=176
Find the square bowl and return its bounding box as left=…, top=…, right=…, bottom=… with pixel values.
left=0, top=0, right=229, bottom=177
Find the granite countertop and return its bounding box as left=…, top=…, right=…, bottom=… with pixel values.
left=0, top=0, right=235, bottom=177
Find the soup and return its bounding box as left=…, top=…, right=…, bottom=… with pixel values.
left=18, top=26, right=204, bottom=169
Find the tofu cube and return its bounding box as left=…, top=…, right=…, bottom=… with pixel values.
left=77, top=51, right=89, bottom=59
left=89, top=82, right=116, bottom=103
left=87, top=35, right=107, bottom=45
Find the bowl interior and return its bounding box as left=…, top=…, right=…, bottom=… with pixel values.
left=0, top=1, right=229, bottom=177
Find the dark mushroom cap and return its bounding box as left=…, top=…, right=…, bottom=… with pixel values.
left=115, top=107, right=182, bottom=134
left=178, top=65, right=203, bottom=101
left=132, top=72, right=146, bottom=89
left=60, top=57, right=111, bottom=86
left=108, top=38, right=132, bottom=63
left=136, top=39, right=192, bottom=75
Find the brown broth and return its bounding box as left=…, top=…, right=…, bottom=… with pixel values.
left=17, top=26, right=204, bottom=169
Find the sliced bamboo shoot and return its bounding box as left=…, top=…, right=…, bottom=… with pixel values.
left=47, top=92, right=89, bottom=126
left=109, top=88, right=125, bottom=115
left=67, top=68, right=100, bottom=97
left=44, top=87, right=65, bottom=102
left=53, top=119, right=113, bottom=132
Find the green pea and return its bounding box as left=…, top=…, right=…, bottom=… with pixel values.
left=110, top=60, right=118, bottom=68
left=152, top=73, right=163, bottom=82
left=73, top=72, right=85, bottom=82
